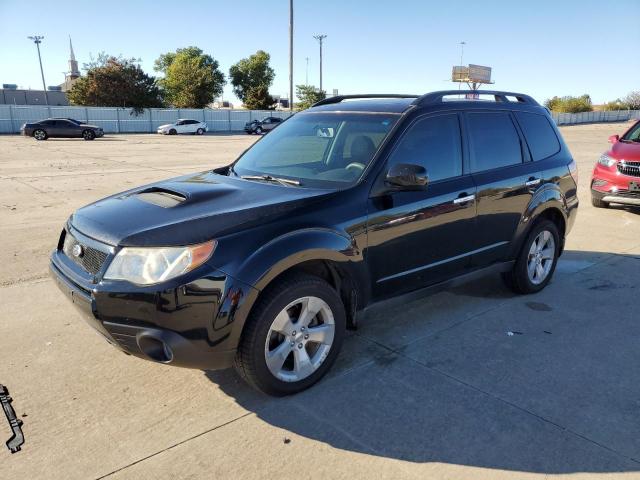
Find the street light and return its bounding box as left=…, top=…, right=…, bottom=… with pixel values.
left=313, top=34, right=327, bottom=92
left=28, top=35, right=49, bottom=105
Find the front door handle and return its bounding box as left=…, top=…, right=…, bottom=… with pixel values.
left=525, top=178, right=541, bottom=187
left=453, top=194, right=476, bottom=204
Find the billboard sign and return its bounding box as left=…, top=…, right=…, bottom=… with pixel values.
left=468, top=64, right=492, bottom=83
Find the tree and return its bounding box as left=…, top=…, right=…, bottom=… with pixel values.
left=67, top=56, right=163, bottom=112
left=544, top=94, right=593, bottom=113
left=296, top=84, right=326, bottom=110
left=229, top=50, right=275, bottom=104
left=243, top=85, right=275, bottom=110
left=154, top=47, right=225, bottom=108
left=624, top=91, right=640, bottom=110
left=602, top=99, right=629, bottom=111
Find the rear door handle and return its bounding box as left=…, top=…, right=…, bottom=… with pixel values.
left=453, top=194, right=476, bottom=204
left=525, top=178, right=541, bottom=187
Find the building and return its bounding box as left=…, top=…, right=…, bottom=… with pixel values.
left=61, top=36, right=81, bottom=92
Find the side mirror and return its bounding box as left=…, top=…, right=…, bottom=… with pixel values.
left=608, top=134, right=620, bottom=144
left=385, top=163, right=429, bottom=190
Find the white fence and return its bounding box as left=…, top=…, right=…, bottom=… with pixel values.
left=1, top=104, right=639, bottom=134
left=0, top=105, right=293, bottom=134
left=551, top=109, right=640, bottom=125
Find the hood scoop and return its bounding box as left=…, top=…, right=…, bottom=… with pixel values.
left=135, top=188, right=187, bottom=208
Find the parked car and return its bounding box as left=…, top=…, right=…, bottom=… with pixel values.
left=157, top=119, right=207, bottom=135
left=21, top=118, right=104, bottom=140
left=244, top=116, right=283, bottom=134
left=50, top=91, right=578, bottom=396
left=591, top=120, right=640, bottom=208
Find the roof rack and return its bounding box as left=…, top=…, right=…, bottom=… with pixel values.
left=312, top=94, right=419, bottom=107
left=413, top=90, right=539, bottom=106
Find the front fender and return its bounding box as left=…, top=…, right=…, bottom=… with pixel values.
left=216, top=228, right=367, bottom=348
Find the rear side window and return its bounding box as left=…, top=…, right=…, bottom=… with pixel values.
left=467, top=112, right=522, bottom=173
left=387, top=114, right=462, bottom=182
left=515, top=112, right=560, bottom=160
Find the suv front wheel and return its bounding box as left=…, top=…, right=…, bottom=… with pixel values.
left=235, top=273, right=346, bottom=396
left=502, top=219, right=560, bottom=294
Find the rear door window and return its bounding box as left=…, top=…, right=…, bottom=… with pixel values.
left=466, top=112, right=523, bottom=173
left=515, top=112, right=560, bottom=160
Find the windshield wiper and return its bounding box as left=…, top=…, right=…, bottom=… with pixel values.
left=240, top=175, right=301, bottom=187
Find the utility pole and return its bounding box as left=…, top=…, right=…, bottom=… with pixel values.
left=288, top=0, right=294, bottom=112
left=313, top=34, right=327, bottom=92
left=28, top=35, right=49, bottom=105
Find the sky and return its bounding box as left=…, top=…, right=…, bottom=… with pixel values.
left=0, top=0, right=638, bottom=105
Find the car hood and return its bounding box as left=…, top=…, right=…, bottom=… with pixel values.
left=70, top=171, right=333, bottom=247
left=610, top=141, right=640, bottom=162
left=158, top=124, right=173, bottom=129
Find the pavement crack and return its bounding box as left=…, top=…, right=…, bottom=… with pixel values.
left=95, top=412, right=252, bottom=479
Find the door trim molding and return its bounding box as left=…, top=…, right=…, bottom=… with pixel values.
left=376, top=241, right=509, bottom=283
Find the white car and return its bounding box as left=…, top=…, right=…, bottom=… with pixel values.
left=157, top=119, right=208, bottom=135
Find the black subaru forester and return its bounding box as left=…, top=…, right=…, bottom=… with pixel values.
left=50, top=91, right=578, bottom=396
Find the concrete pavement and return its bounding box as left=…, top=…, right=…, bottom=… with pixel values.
left=1, top=124, right=639, bottom=479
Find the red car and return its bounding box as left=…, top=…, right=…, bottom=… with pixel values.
left=591, top=120, right=640, bottom=208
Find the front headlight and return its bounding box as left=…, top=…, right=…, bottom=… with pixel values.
left=598, top=154, right=616, bottom=168
left=104, top=240, right=216, bottom=285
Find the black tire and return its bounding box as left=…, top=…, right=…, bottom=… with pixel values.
left=234, top=273, right=346, bottom=396
left=502, top=219, right=560, bottom=294
left=196, top=128, right=204, bottom=135
left=255, top=126, right=263, bottom=134
left=591, top=194, right=609, bottom=208
left=82, top=129, right=96, bottom=141
left=169, top=129, right=177, bottom=135
left=33, top=129, right=47, bottom=141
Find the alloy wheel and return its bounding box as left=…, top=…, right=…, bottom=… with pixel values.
left=264, top=296, right=335, bottom=382
left=527, top=230, right=555, bottom=285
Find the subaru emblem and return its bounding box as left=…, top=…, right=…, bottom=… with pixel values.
left=72, top=244, right=84, bottom=258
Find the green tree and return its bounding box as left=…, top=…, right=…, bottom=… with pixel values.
left=229, top=50, right=275, bottom=104
left=243, top=85, right=275, bottom=110
left=544, top=94, right=593, bottom=113
left=624, top=91, right=640, bottom=110
left=67, top=56, right=163, bottom=112
left=296, top=84, right=326, bottom=110
left=602, top=99, right=629, bottom=111
left=154, top=47, right=225, bottom=108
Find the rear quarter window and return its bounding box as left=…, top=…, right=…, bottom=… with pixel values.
left=515, top=112, right=560, bottom=161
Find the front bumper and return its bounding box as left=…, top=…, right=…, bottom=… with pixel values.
left=50, top=248, right=257, bottom=371
left=592, top=162, right=640, bottom=206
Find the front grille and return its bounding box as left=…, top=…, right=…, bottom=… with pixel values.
left=617, top=161, right=640, bottom=177
left=63, top=232, right=108, bottom=275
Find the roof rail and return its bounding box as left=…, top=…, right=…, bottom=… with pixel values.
left=413, top=90, right=539, bottom=107
left=312, top=94, right=419, bottom=107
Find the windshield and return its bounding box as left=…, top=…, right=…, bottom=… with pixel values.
left=232, top=112, right=399, bottom=188
left=621, top=122, right=640, bottom=143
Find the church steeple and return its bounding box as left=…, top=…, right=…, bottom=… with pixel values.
left=68, top=36, right=80, bottom=79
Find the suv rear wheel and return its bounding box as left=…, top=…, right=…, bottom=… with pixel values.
left=502, top=219, right=560, bottom=294
left=235, top=273, right=346, bottom=396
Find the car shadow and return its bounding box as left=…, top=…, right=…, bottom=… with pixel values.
left=203, top=250, right=640, bottom=475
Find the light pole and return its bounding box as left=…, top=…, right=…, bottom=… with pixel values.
left=305, top=57, right=309, bottom=86
left=288, top=0, right=294, bottom=112
left=28, top=35, right=49, bottom=105
left=313, top=34, right=327, bottom=92
left=458, top=41, right=466, bottom=92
